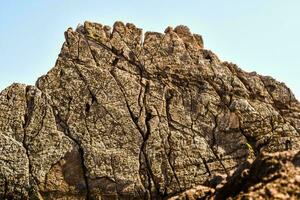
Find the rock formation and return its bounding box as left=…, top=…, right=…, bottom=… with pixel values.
left=170, top=150, right=300, bottom=199
left=0, top=21, right=299, bottom=199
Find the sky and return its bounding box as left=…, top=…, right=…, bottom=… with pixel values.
left=0, top=1, right=299, bottom=100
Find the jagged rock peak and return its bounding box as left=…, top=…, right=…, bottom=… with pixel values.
left=75, top=21, right=204, bottom=50
left=0, top=21, right=299, bottom=199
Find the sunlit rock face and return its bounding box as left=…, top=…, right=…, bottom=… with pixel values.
left=0, top=21, right=299, bottom=199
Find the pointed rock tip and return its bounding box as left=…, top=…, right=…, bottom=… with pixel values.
left=174, top=25, right=191, bottom=35
left=113, top=21, right=126, bottom=33
left=83, top=20, right=112, bottom=32
left=81, top=21, right=111, bottom=42
left=164, top=26, right=174, bottom=33
left=66, top=27, right=73, bottom=32
left=174, top=25, right=204, bottom=48
left=84, top=20, right=103, bottom=28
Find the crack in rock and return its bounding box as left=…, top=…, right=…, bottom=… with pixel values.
left=1, top=21, right=300, bottom=199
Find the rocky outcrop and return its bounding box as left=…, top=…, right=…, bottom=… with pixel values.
left=0, top=21, right=299, bottom=199
left=170, top=150, right=300, bottom=200
left=216, top=150, right=300, bottom=199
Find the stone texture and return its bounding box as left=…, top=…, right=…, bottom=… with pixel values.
left=216, top=150, right=300, bottom=200
left=170, top=150, right=300, bottom=200
left=0, top=21, right=300, bottom=199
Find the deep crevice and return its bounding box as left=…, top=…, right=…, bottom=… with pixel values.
left=164, top=90, right=182, bottom=191
left=51, top=105, right=90, bottom=200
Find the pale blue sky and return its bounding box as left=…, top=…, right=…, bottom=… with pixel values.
left=0, top=1, right=299, bottom=100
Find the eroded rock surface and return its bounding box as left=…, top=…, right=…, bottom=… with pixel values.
left=0, top=21, right=300, bottom=199
left=170, top=150, right=300, bottom=200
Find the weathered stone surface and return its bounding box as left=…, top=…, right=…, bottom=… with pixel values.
left=170, top=150, right=300, bottom=200
left=216, top=150, right=300, bottom=200
left=0, top=21, right=300, bottom=199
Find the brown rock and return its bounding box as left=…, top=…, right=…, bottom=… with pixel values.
left=0, top=21, right=300, bottom=199
left=169, top=150, right=300, bottom=200
left=215, top=150, right=300, bottom=200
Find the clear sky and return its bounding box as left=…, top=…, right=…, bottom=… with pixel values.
left=1, top=1, right=299, bottom=100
